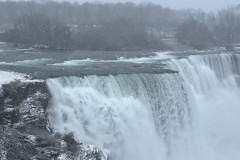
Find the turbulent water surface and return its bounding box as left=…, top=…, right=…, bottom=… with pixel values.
left=0, top=43, right=240, bottom=160
left=46, top=53, right=240, bottom=160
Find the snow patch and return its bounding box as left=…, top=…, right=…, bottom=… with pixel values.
left=27, top=135, right=37, bottom=143
left=0, top=70, right=26, bottom=87
left=0, top=70, right=43, bottom=88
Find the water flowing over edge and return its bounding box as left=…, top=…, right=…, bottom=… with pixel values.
left=47, top=53, right=240, bottom=160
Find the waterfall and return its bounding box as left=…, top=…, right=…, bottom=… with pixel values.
left=47, top=53, right=240, bottom=160
left=166, top=53, right=240, bottom=160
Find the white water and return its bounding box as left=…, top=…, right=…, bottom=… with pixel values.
left=0, top=58, right=52, bottom=66
left=166, top=53, right=240, bottom=160
left=47, top=53, right=240, bottom=160
left=49, top=51, right=172, bottom=66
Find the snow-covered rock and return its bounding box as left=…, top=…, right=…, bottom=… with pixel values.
left=0, top=70, right=27, bottom=87
left=0, top=72, right=60, bottom=159
left=0, top=70, right=108, bottom=160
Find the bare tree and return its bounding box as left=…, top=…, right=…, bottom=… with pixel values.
left=214, top=6, right=240, bottom=49
left=175, top=18, right=214, bottom=49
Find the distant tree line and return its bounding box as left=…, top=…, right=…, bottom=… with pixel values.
left=0, top=1, right=172, bottom=50
left=0, top=14, right=71, bottom=49
left=175, top=6, right=240, bottom=50
left=0, top=1, right=176, bottom=35
left=0, top=1, right=240, bottom=50
left=0, top=13, right=167, bottom=50
left=0, top=1, right=175, bottom=50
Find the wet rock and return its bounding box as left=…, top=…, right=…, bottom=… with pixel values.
left=0, top=107, right=19, bottom=124
left=0, top=125, right=37, bottom=160
left=0, top=80, right=60, bottom=159
left=34, top=147, right=62, bottom=160
left=63, top=133, right=79, bottom=153
left=0, top=79, right=108, bottom=160
left=0, top=81, right=50, bottom=127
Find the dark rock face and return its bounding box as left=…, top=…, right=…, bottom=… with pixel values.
left=0, top=80, right=62, bottom=160
left=0, top=81, right=49, bottom=128
left=0, top=80, right=108, bottom=160
left=0, top=125, right=38, bottom=160
left=63, top=133, right=80, bottom=153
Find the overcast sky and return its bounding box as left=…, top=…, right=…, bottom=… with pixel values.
left=66, top=0, right=239, bottom=12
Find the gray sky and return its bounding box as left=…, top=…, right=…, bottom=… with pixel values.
left=68, top=0, right=239, bottom=11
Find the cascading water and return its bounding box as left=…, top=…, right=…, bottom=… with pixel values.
left=47, top=73, right=191, bottom=160
left=165, top=53, right=240, bottom=160
left=47, top=53, right=240, bottom=160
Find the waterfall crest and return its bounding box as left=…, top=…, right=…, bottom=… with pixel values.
left=47, top=53, right=240, bottom=160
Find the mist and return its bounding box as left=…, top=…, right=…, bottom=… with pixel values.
left=1, top=1, right=240, bottom=51
left=56, top=0, right=240, bottom=11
